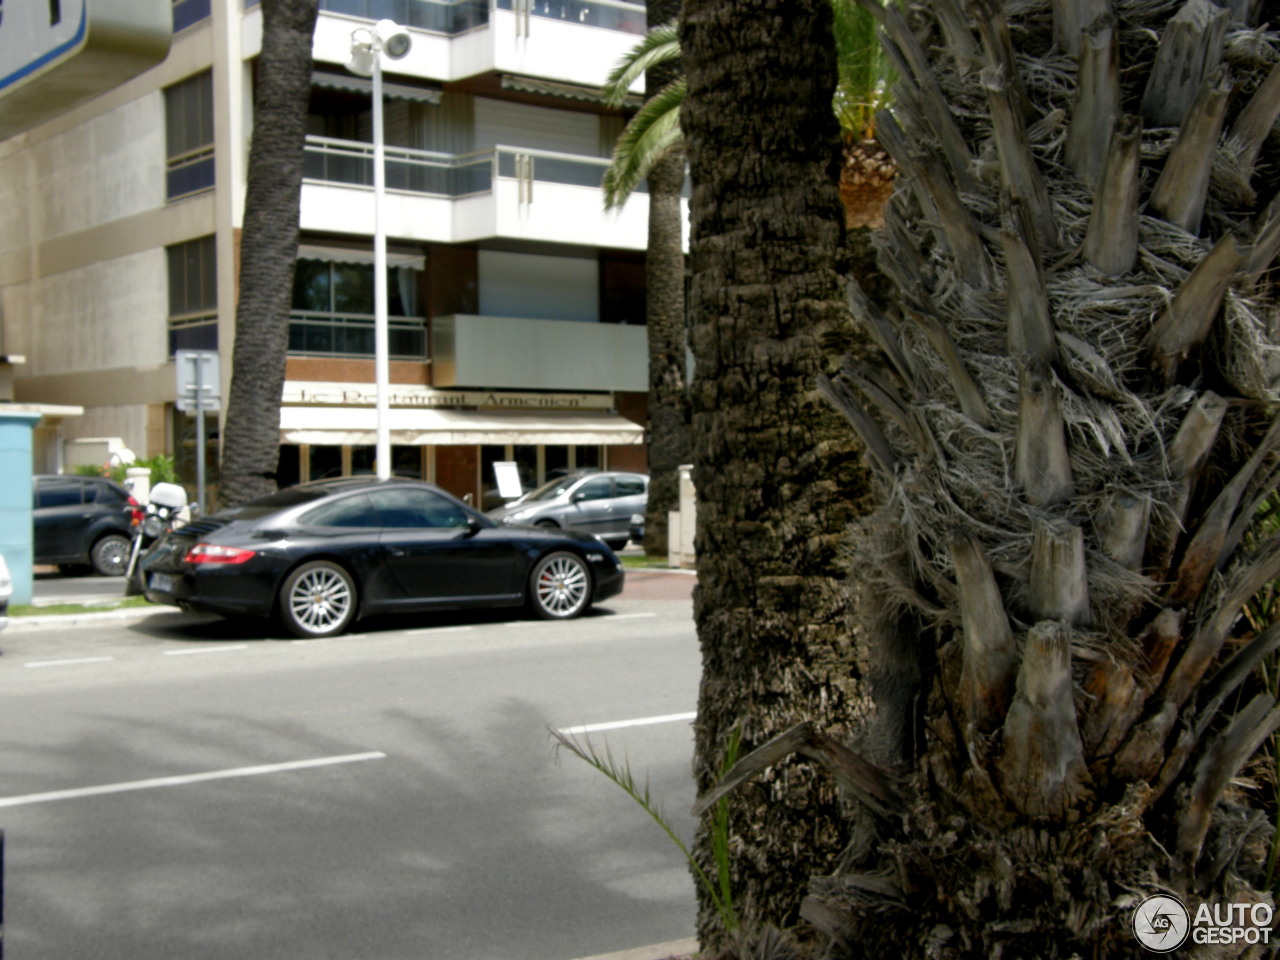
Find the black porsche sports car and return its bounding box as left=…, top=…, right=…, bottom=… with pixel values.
left=140, top=478, right=625, bottom=637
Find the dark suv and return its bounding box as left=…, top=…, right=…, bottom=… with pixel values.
left=34, top=475, right=141, bottom=576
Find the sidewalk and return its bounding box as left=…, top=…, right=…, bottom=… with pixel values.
left=571, top=938, right=697, bottom=960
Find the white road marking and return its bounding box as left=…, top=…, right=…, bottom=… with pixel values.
left=402, top=626, right=475, bottom=636
left=506, top=611, right=657, bottom=629
left=0, top=751, right=388, bottom=809
left=163, top=645, right=248, bottom=656
left=24, top=656, right=115, bottom=669
left=557, top=711, right=697, bottom=737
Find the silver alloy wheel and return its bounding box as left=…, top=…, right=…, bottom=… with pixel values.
left=531, top=551, right=591, bottom=619
left=281, top=561, right=356, bottom=637
left=91, top=534, right=132, bottom=577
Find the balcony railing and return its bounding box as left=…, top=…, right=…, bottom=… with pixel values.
left=306, top=0, right=646, bottom=36
left=497, top=0, right=646, bottom=35
left=317, top=0, right=489, bottom=35
left=289, top=311, right=427, bottom=359
left=303, top=136, right=644, bottom=197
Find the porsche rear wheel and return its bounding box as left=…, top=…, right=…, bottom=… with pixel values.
left=279, top=561, right=357, bottom=638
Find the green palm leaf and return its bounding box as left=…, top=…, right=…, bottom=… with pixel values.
left=603, top=77, right=685, bottom=209
left=601, top=21, right=680, bottom=109
left=601, top=2, right=893, bottom=208
left=830, top=0, right=893, bottom=139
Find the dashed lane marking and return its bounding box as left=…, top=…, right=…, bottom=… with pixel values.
left=557, top=711, right=697, bottom=737
left=0, top=752, right=388, bottom=809
left=24, top=657, right=115, bottom=669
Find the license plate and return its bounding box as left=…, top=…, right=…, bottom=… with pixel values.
left=149, top=573, right=173, bottom=592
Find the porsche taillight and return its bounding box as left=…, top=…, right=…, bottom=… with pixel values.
left=184, top=543, right=257, bottom=564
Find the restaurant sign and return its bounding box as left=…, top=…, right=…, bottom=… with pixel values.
left=282, top=383, right=614, bottom=410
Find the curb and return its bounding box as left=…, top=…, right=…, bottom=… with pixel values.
left=568, top=938, right=698, bottom=960
left=4, top=606, right=207, bottom=632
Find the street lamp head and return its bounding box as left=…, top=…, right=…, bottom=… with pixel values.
left=346, top=27, right=377, bottom=77
left=374, top=19, right=412, bottom=60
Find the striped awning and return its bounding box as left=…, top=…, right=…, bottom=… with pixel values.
left=280, top=406, right=645, bottom=446
left=311, top=70, right=442, bottom=105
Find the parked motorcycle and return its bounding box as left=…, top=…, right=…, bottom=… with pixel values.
left=124, top=482, right=190, bottom=596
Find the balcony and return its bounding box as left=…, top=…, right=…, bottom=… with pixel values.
left=299, top=136, right=686, bottom=250
left=303, top=0, right=646, bottom=89
left=432, top=314, right=646, bottom=391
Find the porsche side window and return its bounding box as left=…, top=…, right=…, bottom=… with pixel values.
left=371, top=488, right=469, bottom=529
left=301, top=494, right=380, bottom=528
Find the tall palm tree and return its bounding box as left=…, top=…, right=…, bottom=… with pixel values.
left=679, top=0, right=875, bottom=947
left=221, top=0, right=318, bottom=506
left=604, top=2, right=895, bottom=560
left=604, top=0, right=689, bottom=557
left=711, top=0, right=1280, bottom=953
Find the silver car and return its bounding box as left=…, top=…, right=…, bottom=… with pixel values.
left=486, top=471, right=648, bottom=550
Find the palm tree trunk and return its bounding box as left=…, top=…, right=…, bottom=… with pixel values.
left=221, top=0, right=318, bottom=507
left=640, top=0, right=689, bottom=558
left=680, top=0, right=873, bottom=946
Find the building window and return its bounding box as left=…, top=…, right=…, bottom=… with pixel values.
left=173, top=0, right=211, bottom=31
left=168, top=235, right=218, bottom=354
left=165, top=71, right=215, bottom=200
left=289, top=258, right=425, bottom=359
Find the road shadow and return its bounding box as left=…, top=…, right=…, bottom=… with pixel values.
left=0, top=687, right=696, bottom=960
left=127, top=604, right=624, bottom=643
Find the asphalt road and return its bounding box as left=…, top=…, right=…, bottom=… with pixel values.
left=1, top=571, right=700, bottom=960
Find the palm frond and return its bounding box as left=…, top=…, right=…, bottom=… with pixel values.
left=552, top=727, right=739, bottom=932
left=602, top=21, right=681, bottom=108
left=603, top=78, right=685, bottom=210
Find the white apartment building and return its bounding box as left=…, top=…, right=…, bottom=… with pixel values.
left=0, top=0, right=685, bottom=507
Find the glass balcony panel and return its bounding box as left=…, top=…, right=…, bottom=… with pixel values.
left=317, top=0, right=490, bottom=35
left=290, top=314, right=426, bottom=359
left=495, top=0, right=645, bottom=34
left=305, top=137, right=492, bottom=197
left=529, top=154, right=604, bottom=188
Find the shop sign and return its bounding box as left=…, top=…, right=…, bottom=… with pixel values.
left=282, top=383, right=614, bottom=410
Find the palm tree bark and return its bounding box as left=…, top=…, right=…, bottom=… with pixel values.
left=680, top=0, right=873, bottom=946
left=640, top=0, right=689, bottom=557
left=221, top=0, right=318, bottom=507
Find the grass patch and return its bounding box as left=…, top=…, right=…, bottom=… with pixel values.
left=11, top=596, right=154, bottom=617
left=621, top=554, right=674, bottom=569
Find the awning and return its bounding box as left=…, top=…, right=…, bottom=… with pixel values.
left=312, top=70, right=442, bottom=105
left=297, top=244, right=426, bottom=270
left=280, top=406, right=645, bottom=446
left=500, top=74, right=643, bottom=108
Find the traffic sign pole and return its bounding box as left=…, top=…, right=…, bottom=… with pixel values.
left=175, top=351, right=221, bottom=515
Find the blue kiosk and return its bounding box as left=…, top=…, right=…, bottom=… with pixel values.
left=0, top=402, right=83, bottom=606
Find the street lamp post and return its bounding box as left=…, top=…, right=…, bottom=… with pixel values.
left=347, top=20, right=412, bottom=480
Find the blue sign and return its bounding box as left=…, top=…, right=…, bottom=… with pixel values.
left=0, top=0, right=170, bottom=141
